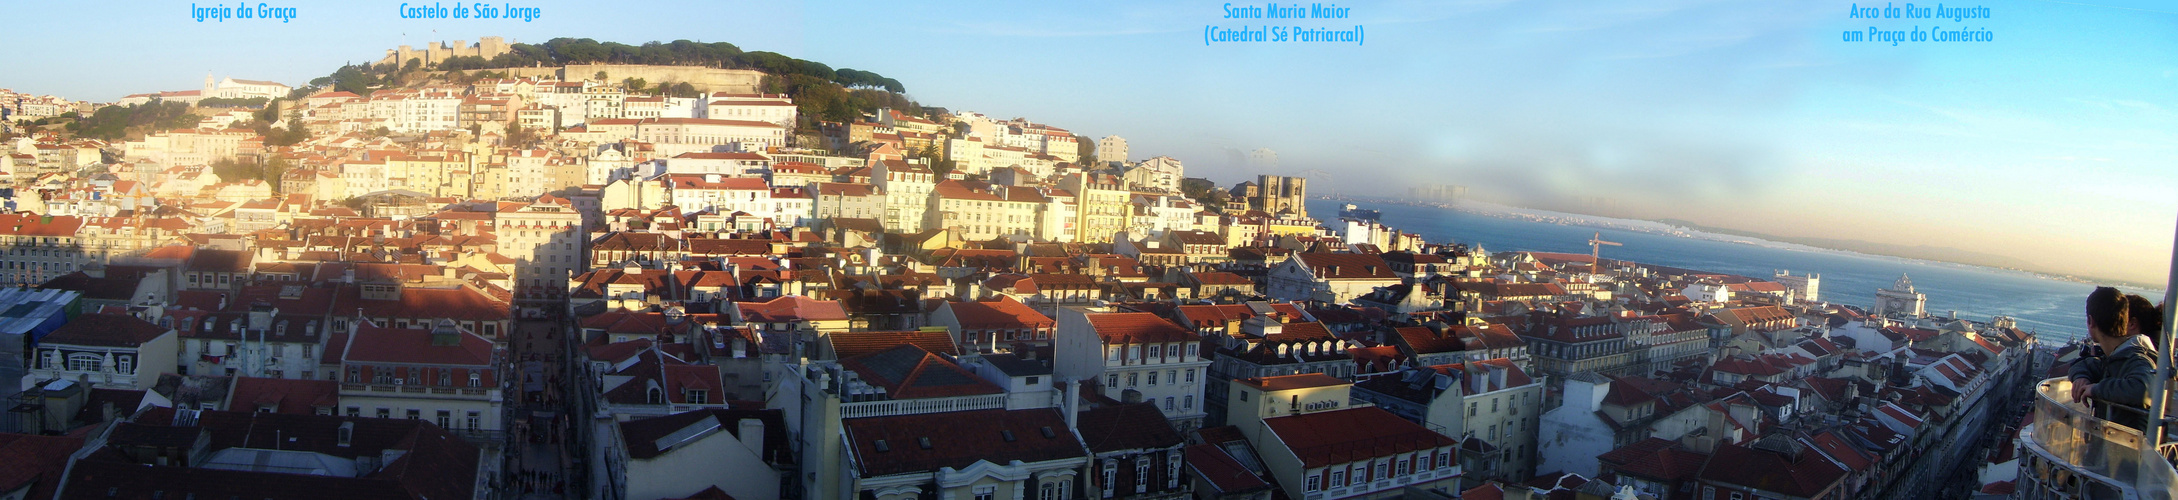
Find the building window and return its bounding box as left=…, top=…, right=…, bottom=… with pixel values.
left=406, top=409, right=420, bottom=420
left=116, top=356, right=133, bottom=374
left=1107, top=374, right=1119, bottom=388
left=468, top=411, right=482, bottom=429
left=1136, top=456, right=1151, bottom=493
left=1146, top=371, right=1157, bottom=386
left=377, top=408, right=391, bottom=419
left=347, top=407, right=361, bottom=417
left=1331, top=470, right=1345, bottom=487
left=1184, top=395, right=1194, bottom=410
left=67, top=353, right=102, bottom=372
left=1468, top=402, right=1477, bottom=417
left=437, top=410, right=452, bottom=429
left=1306, top=474, right=1322, bottom=491
left=1102, top=462, right=1117, bottom=497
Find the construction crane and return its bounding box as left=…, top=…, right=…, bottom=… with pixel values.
left=1587, top=232, right=1621, bottom=275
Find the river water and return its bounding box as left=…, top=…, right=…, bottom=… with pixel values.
left=1312, top=199, right=2165, bottom=344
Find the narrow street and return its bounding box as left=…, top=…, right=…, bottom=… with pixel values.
left=506, top=318, right=575, bottom=499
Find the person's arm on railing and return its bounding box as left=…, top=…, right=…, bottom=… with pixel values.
left=2075, top=352, right=2106, bottom=403
left=2093, top=345, right=2160, bottom=409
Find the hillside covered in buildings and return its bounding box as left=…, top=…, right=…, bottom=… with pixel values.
left=0, top=35, right=2060, bottom=500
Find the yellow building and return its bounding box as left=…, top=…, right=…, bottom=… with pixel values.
left=1063, top=172, right=1131, bottom=244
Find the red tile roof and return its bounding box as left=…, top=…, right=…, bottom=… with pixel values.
left=944, top=296, right=1054, bottom=329
left=1261, top=407, right=1457, bottom=468
left=843, top=408, right=1086, bottom=477
left=828, top=330, right=960, bottom=359
left=1234, top=373, right=1348, bottom=392
left=1077, top=402, right=1182, bottom=453
left=228, top=377, right=340, bottom=415
left=1598, top=437, right=1709, bottom=482
left=1426, top=358, right=1534, bottom=393
left=1185, top=443, right=1272, bottom=493
left=840, top=344, right=1002, bottom=399
left=1696, top=442, right=1848, bottom=498
left=0, top=433, right=85, bottom=500
left=1089, top=312, right=1195, bottom=344
left=735, top=296, right=847, bottom=322
left=42, top=312, right=171, bottom=347
left=342, top=323, right=495, bottom=366
left=1291, top=253, right=1399, bottom=280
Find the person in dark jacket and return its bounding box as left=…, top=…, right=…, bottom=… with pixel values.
left=2070, top=287, right=2158, bottom=430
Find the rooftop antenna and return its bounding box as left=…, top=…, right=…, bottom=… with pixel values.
left=1587, top=232, right=1621, bottom=275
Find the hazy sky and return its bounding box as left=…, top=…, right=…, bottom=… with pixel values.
left=4, top=0, right=2172, bottom=283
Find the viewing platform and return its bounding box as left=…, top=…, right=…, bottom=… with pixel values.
left=2017, top=377, right=2178, bottom=499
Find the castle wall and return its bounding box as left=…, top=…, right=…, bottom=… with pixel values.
left=378, top=37, right=513, bottom=67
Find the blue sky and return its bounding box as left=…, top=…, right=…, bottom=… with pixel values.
left=4, top=0, right=2173, bottom=283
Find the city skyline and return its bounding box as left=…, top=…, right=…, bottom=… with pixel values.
left=3, top=0, right=2172, bottom=285
left=0, top=3, right=2137, bottom=497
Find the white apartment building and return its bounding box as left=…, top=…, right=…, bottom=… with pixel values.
left=1056, top=309, right=1213, bottom=432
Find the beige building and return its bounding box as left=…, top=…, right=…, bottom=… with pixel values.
left=494, top=194, right=587, bottom=304
left=1063, top=172, right=1131, bottom=243
left=0, top=213, right=88, bottom=287
left=336, top=321, right=504, bottom=435
left=928, top=180, right=1046, bottom=241
left=872, top=160, right=935, bottom=233
left=1097, top=135, right=1129, bottom=164
left=705, top=93, right=797, bottom=128
left=635, top=117, right=788, bottom=156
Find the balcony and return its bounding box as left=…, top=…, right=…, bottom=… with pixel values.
left=2017, top=377, right=2178, bottom=499
left=341, top=382, right=496, bottom=400
left=840, top=394, right=1007, bottom=419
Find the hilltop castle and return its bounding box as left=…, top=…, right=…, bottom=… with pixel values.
left=377, top=36, right=513, bottom=67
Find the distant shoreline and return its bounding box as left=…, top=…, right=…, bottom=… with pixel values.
left=1314, top=194, right=2168, bottom=293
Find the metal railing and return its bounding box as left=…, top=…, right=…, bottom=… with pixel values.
left=839, top=394, right=1007, bottom=419
left=2021, top=378, right=2178, bottom=499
